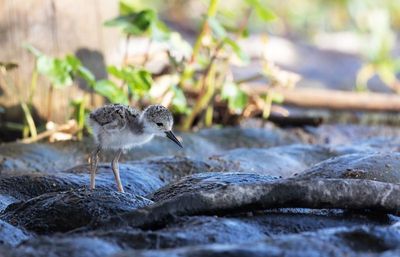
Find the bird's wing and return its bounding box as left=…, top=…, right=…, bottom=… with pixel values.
left=90, top=104, right=139, bottom=132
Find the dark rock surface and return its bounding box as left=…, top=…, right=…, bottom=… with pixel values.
left=0, top=220, right=31, bottom=247
left=298, top=152, right=400, bottom=183
left=112, top=225, right=400, bottom=257
left=14, top=236, right=121, bottom=257
left=0, top=189, right=152, bottom=234
left=208, top=144, right=337, bottom=177
left=1, top=125, right=400, bottom=257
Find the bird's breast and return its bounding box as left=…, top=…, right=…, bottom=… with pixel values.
left=101, top=130, right=154, bottom=150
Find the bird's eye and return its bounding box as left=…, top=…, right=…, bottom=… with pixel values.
left=156, top=122, right=163, bottom=127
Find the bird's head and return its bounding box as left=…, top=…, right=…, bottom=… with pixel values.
left=142, top=105, right=183, bottom=148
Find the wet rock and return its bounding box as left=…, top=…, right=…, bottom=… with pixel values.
left=306, top=124, right=400, bottom=145
left=0, top=173, right=84, bottom=202
left=85, top=210, right=396, bottom=250
left=198, top=127, right=299, bottom=149
left=113, top=225, right=400, bottom=257
left=15, top=236, right=121, bottom=257
left=208, top=144, right=336, bottom=177
left=233, top=209, right=398, bottom=236
left=128, top=156, right=224, bottom=183
left=0, top=194, right=18, bottom=212
left=64, top=164, right=165, bottom=196
left=119, top=133, right=218, bottom=161
left=0, top=188, right=153, bottom=234
left=0, top=142, right=85, bottom=174
left=99, top=176, right=400, bottom=230
left=298, top=152, right=400, bottom=183
left=0, top=219, right=31, bottom=247
left=84, top=216, right=266, bottom=250
left=149, top=172, right=278, bottom=202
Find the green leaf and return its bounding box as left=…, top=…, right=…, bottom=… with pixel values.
left=171, top=85, right=189, bottom=114
left=104, top=10, right=156, bottom=36
left=150, top=20, right=171, bottom=42
left=107, top=65, right=124, bottom=79
left=77, top=66, right=96, bottom=86
left=119, top=1, right=135, bottom=15
left=245, top=0, right=277, bottom=21
left=65, top=55, right=82, bottom=71
left=223, top=38, right=250, bottom=63
left=36, top=56, right=74, bottom=88
left=107, top=65, right=153, bottom=96
left=207, top=17, right=227, bottom=39
left=94, top=80, right=128, bottom=104
left=127, top=69, right=153, bottom=95
left=221, top=82, right=248, bottom=113
left=23, top=44, right=43, bottom=58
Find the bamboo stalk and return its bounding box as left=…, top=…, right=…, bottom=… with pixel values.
left=190, top=0, right=219, bottom=63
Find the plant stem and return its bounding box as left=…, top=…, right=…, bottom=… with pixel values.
left=29, top=67, right=38, bottom=104
left=235, top=73, right=264, bottom=84
left=47, top=85, right=54, bottom=121
left=262, top=93, right=273, bottom=118
left=190, top=0, right=219, bottom=63
left=123, top=35, right=131, bottom=65
left=142, top=38, right=153, bottom=67
left=21, top=102, right=37, bottom=138
left=205, top=104, right=214, bottom=127
left=76, top=96, right=86, bottom=141
left=182, top=63, right=216, bottom=130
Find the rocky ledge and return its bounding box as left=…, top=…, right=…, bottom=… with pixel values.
left=1, top=124, right=400, bottom=257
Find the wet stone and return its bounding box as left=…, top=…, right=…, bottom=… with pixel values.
left=0, top=188, right=153, bottom=234
left=298, top=152, right=400, bottom=183
left=208, top=144, right=337, bottom=177
left=127, top=156, right=224, bottom=183
left=63, top=164, right=165, bottom=196
left=113, top=225, right=400, bottom=257
left=83, top=210, right=396, bottom=251
left=0, top=142, right=85, bottom=174
left=14, top=236, right=121, bottom=257
left=0, top=173, right=85, bottom=203
left=306, top=124, right=400, bottom=145
left=0, top=219, right=31, bottom=247
left=197, top=127, right=300, bottom=150
left=150, top=172, right=278, bottom=202
left=83, top=216, right=266, bottom=250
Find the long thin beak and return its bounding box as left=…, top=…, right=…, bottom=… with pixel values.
left=165, top=131, right=183, bottom=148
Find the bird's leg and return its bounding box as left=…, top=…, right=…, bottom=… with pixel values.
left=111, top=149, right=124, bottom=193
left=89, top=146, right=101, bottom=190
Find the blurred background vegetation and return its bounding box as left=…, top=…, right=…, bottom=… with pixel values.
left=0, top=0, right=399, bottom=142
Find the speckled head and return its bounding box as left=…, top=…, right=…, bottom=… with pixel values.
left=141, top=105, right=182, bottom=148
left=142, top=105, right=173, bottom=132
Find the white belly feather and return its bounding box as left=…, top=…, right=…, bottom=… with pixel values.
left=90, top=121, right=154, bottom=150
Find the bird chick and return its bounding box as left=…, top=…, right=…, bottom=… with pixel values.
left=88, top=104, right=182, bottom=192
